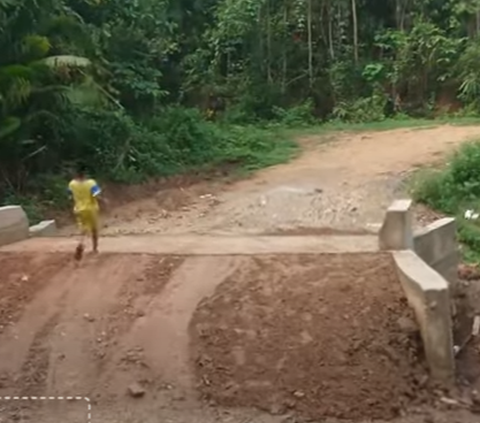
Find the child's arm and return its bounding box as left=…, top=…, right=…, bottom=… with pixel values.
left=91, top=181, right=108, bottom=208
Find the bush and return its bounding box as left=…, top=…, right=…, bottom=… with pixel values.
left=272, top=100, right=315, bottom=127
left=413, top=141, right=480, bottom=211
left=411, top=140, right=480, bottom=261
left=331, top=91, right=387, bottom=123
left=1, top=104, right=299, bottom=222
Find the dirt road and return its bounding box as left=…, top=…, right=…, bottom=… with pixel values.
left=83, top=124, right=480, bottom=236
left=2, top=125, right=480, bottom=423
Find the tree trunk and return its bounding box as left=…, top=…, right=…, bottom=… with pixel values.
left=282, top=0, right=288, bottom=93
left=351, top=0, right=358, bottom=64
left=307, top=0, right=313, bottom=88
left=267, top=0, right=272, bottom=83
left=327, top=0, right=334, bottom=60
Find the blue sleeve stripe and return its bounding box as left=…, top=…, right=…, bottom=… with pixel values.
left=91, top=184, right=101, bottom=196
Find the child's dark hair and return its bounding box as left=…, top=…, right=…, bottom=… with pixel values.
left=75, top=162, right=88, bottom=177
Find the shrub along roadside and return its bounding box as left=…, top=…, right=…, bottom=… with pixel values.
left=411, top=140, right=480, bottom=262
left=1, top=106, right=299, bottom=223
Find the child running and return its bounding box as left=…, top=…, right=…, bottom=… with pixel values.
left=68, top=164, right=104, bottom=259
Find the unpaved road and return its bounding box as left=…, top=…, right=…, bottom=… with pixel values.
left=2, top=125, right=480, bottom=423
left=82, top=124, right=480, bottom=236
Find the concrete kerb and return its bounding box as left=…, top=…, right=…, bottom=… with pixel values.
left=378, top=199, right=456, bottom=385
left=414, top=218, right=459, bottom=287
left=393, top=250, right=454, bottom=383
left=29, top=220, right=57, bottom=238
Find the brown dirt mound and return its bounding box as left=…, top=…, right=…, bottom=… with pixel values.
left=189, top=253, right=431, bottom=421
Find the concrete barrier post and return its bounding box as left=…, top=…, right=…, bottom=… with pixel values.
left=0, top=205, right=29, bottom=247
left=379, top=199, right=414, bottom=250
left=29, top=220, right=57, bottom=237
left=393, top=250, right=455, bottom=384
left=414, top=218, right=459, bottom=288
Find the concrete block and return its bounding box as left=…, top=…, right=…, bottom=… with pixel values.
left=414, top=218, right=458, bottom=287
left=0, top=205, right=29, bottom=246
left=414, top=218, right=457, bottom=265
left=431, top=251, right=459, bottom=287
left=393, top=250, right=454, bottom=384
left=378, top=199, right=413, bottom=250
left=29, top=220, right=57, bottom=237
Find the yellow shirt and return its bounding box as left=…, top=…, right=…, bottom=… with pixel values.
left=68, top=178, right=101, bottom=213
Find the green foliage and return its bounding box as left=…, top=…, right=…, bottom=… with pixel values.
left=6, top=0, right=480, bottom=224
left=411, top=140, right=480, bottom=261
left=272, top=100, right=315, bottom=127
left=332, top=92, right=387, bottom=123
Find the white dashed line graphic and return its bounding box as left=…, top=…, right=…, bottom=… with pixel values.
left=0, top=396, right=91, bottom=422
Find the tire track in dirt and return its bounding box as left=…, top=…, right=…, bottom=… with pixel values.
left=87, top=255, right=185, bottom=400
left=0, top=253, right=186, bottom=404
left=19, top=313, right=61, bottom=395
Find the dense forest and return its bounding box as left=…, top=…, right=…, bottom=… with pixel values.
left=2, top=0, right=480, bottom=211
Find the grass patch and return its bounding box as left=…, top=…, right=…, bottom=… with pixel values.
left=411, top=139, right=480, bottom=262
left=2, top=121, right=299, bottom=224
left=292, top=116, right=480, bottom=136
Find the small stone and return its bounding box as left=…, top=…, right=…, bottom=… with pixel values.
left=128, top=382, right=145, bottom=398
left=293, top=390, right=305, bottom=399
left=136, top=310, right=145, bottom=318
left=83, top=313, right=95, bottom=322
left=423, top=414, right=435, bottom=423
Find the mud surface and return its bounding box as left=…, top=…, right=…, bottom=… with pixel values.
left=190, top=254, right=430, bottom=421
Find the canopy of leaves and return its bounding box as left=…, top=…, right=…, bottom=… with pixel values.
left=3, top=0, right=480, bottom=206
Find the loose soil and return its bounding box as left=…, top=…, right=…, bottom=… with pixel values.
left=2, top=125, right=480, bottom=423
left=190, top=254, right=430, bottom=421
